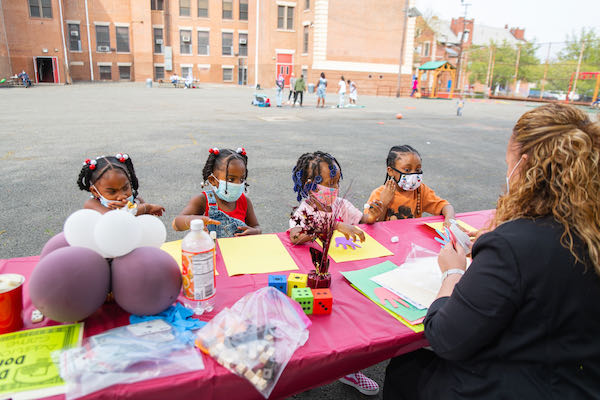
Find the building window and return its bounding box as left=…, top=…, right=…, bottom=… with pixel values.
left=302, top=67, right=308, bottom=78
left=95, top=25, right=110, bottom=51
left=222, top=32, right=233, bottom=56
left=119, top=66, right=131, bottom=80
left=180, top=0, right=191, bottom=16
left=222, top=0, right=233, bottom=19
left=155, top=66, right=165, bottom=80
left=153, top=28, right=163, bottom=53
left=223, top=67, right=233, bottom=82
left=198, top=0, right=208, bottom=17
left=303, top=25, right=309, bottom=53
left=305, top=0, right=310, bottom=9
left=29, top=0, right=52, bottom=18
left=198, top=31, right=210, bottom=55
left=278, top=5, right=294, bottom=29
left=180, top=29, right=192, bottom=54
left=238, top=33, right=248, bottom=56
left=99, top=65, right=112, bottom=80
left=68, top=23, right=81, bottom=51
left=423, top=42, right=430, bottom=57
left=116, top=26, right=130, bottom=52
left=239, top=0, right=248, bottom=20
left=181, top=66, right=192, bottom=78
left=151, top=0, right=164, bottom=10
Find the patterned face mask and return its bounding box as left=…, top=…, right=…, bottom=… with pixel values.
left=397, top=172, right=423, bottom=191
left=312, top=184, right=339, bottom=206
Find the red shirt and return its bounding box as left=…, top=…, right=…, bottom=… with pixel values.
left=203, top=191, right=248, bottom=222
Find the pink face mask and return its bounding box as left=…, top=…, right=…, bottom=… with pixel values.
left=311, top=184, right=338, bottom=206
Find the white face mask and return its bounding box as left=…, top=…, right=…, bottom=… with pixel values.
left=92, top=185, right=134, bottom=207
left=398, top=173, right=423, bottom=191
left=505, top=157, right=523, bottom=194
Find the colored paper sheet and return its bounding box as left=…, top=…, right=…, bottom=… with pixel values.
left=341, top=261, right=427, bottom=325
left=0, top=323, right=83, bottom=399
left=424, top=220, right=476, bottom=233
left=161, top=240, right=218, bottom=275
left=217, top=234, right=299, bottom=276
left=350, top=284, right=424, bottom=333
left=317, top=229, right=393, bottom=263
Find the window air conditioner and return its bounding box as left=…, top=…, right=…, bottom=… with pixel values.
left=70, top=31, right=79, bottom=37
left=239, top=38, right=247, bottom=44
left=182, top=34, right=191, bottom=42
left=156, top=38, right=164, bottom=44
left=97, top=45, right=110, bottom=52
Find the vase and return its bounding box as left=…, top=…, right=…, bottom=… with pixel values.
left=307, top=270, right=332, bottom=288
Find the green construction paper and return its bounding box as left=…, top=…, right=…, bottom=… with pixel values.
left=341, top=261, right=428, bottom=324
left=0, top=323, right=83, bottom=399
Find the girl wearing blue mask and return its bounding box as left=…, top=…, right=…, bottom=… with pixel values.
left=77, top=153, right=165, bottom=216
left=173, top=147, right=261, bottom=238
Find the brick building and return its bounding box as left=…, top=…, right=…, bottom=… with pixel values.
left=0, top=0, right=418, bottom=95
left=413, top=16, right=526, bottom=95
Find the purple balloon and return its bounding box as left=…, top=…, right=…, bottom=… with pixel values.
left=40, top=232, right=70, bottom=259
left=29, top=246, right=110, bottom=322
left=111, top=247, right=182, bottom=316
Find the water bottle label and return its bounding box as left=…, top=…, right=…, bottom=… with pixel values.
left=182, top=249, right=216, bottom=301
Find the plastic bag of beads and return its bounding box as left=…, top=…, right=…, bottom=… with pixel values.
left=195, top=287, right=311, bottom=398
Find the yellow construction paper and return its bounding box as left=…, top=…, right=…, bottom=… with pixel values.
left=318, top=229, right=393, bottom=263
left=217, top=234, right=299, bottom=276
left=424, top=220, right=476, bottom=233
left=160, top=240, right=219, bottom=275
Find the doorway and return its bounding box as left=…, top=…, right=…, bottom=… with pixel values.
left=33, top=57, right=59, bottom=83
left=276, top=53, right=293, bottom=87
left=238, top=58, right=247, bottom=85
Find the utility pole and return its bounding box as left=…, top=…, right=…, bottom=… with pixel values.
left=484, top=45, right=494, bottom=96
left=539, top=42, right=551, bottom=99
left=395, top=3, right=409, bottom=97
left=453, top=0, right=471, bottom=94
left=512, top=45, right=521, bottom=95
left=571, top=41, right=586, bottom=101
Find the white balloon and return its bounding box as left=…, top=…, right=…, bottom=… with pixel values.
left=136, top=214, right=167, bottom=248
left=63, top=209, right=102, bottom=252
left=94, top=210, right=142, bottom=257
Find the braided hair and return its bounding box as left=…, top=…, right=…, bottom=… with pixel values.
left=77, top=154, right=139, bottom=198
left=384, top=145, right=421, bottom=184
left=292, top=151, right=343, bottom=202
left=202, top=148, right=249, bottom=193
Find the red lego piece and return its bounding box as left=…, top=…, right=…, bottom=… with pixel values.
left=311, top=288, right=332, bottom=314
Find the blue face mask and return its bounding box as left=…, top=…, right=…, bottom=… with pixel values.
left=213, top=176, right=245, bottom=203
left=93, top=185, right=134, bottom=208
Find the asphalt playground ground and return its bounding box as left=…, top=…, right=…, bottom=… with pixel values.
left=0, top=82, right=576, bottom=399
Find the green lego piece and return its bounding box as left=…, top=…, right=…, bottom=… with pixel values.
left=291, top=287, right=314, bottom=315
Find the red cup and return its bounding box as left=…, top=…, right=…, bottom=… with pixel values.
left=0, top=273, right=25, bottom=334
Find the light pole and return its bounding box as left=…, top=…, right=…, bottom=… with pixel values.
left=395, top=5, right=421, bottom=97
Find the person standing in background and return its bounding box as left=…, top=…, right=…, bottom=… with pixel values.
left=288, top=73, right=297, bottom=105
left=337, top=76, right=346, bottom=108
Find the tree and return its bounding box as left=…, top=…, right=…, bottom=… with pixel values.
left=467, top=40, right=541, bottom=90
left=555, top=28, right=600, bottom=98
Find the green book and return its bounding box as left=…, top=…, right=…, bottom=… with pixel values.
left=0, top=323, right=83, bottom=399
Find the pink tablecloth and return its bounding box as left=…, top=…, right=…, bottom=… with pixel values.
left=0, top=210, right=494, bottom=400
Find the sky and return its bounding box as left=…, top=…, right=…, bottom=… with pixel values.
left=415, top=0, right=599, bottom=44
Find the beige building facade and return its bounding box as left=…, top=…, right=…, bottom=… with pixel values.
left=1, top=0, right=416, bottom=95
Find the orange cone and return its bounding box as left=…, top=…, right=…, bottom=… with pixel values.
left=395, top=113, right=403, bottom=119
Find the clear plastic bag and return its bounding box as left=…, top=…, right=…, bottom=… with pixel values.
left=54, top=319, right=205, bottom=399
left=195, top=287, right=311, bottom=398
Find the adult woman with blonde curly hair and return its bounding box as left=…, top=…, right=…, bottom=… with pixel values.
left=384, top=103, right=600, bottom=399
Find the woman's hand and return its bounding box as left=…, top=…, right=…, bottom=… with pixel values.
left=438, top=243, right=467, bottom=273
left=335, top=222, right=366, bottom=243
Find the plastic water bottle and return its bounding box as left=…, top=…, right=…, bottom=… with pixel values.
left=181, top=219, right=216, bottom=315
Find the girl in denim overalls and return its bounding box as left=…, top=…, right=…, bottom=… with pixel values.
left=173, top=147, right=262, bottom=238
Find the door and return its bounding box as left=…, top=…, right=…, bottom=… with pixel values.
left=238, top=58, right=247, bottom=85
left=275, top=53, right=293, bottom=87
left=33, top=57, right=59, bottom=83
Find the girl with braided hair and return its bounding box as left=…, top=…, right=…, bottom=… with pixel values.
left=77, top=153, right=164, bottom=216
left=365, top=145, right=455, bottom=225
left=173, top=147, right=261, bottom=238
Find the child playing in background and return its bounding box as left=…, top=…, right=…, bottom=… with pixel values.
left=288, top=150, right=382, bottom=396
left=457, top=97, right=465, bottom=116
left=77, top=153, right=165, bottom=216
left=173, top=147, right=261, bottom=238
left=364, top=145, right=455, bottom=225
